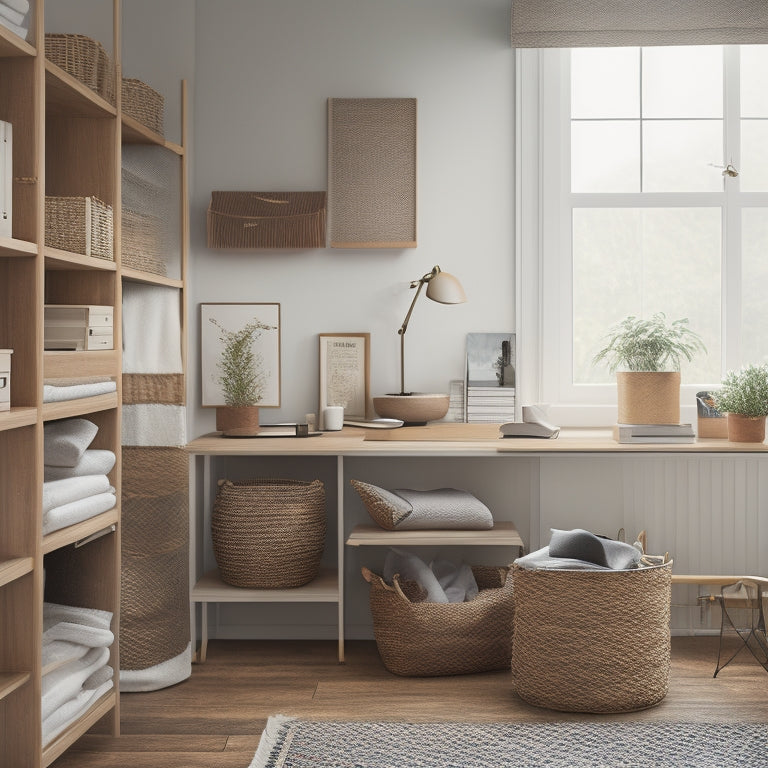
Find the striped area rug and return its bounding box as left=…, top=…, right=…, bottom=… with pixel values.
left=251, top=716, right=768, bottom=768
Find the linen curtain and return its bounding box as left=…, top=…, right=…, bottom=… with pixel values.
left=510, top=0, right=768, bottom=47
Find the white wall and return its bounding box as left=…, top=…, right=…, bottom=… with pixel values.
left=189, top=0, right=515, bottom=433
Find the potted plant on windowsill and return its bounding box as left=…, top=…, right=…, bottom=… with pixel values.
left=593, top=313, right=706, bottom=425
left=209, top=315, right=276, bottom=435
left=711, top=364, right=768, bottom=443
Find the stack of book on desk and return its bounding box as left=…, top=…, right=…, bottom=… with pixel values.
left=613, top=423, right=695, bottom=444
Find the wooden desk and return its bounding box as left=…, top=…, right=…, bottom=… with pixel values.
left=186, top=425, right=768, bottom=660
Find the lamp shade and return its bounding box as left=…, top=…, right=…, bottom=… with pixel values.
left=425, top=270, right=467, bottom=305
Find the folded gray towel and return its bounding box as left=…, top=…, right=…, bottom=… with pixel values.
left=549, top=528, right=641, bottom=570
left=44, top=419, right=98, bottom=467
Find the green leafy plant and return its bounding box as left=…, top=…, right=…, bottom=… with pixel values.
left=712, top=364, right=768, bottom=418
left=592, top=313, right=706, bottom=373
left=209, top=316, right=276, bottom=407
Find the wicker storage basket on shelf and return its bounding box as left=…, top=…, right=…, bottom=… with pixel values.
left=511, top=562, right=672, bottom=713
left=45, top=195, right=113, bottom=261
left=362, top=565, right=514, bottom=676
left=121, top=209, right=166, bottom=276
left=207, top=191, right=327, bottom=249
left=212, top=479, right=326, bottom=588
left=122, top=77, right=164, bottom=136
left=45, top=33, right=116, bottom=104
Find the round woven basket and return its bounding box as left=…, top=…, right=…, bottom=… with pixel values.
left=363, top=565, right=514, bottom=676
left=212, top=478, right=326, bottom=588
left=511, top=562, right=672, bottom=713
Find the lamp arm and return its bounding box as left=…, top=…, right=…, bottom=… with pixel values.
left=397, top=280, right=426, bottom=396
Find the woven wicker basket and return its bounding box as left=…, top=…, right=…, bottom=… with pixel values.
left=362, top=565, right=514, bottom=677
left=207, top=191, right=327, bottom=249
left=45, top=195, right=114, bottom=261
left=511, top=562, right=672, bottom=713
left=212, top=478, right=326, bottom=588
left=45, top=33, right=115, bottom=105
left=122, top=77, right=164, bottom=136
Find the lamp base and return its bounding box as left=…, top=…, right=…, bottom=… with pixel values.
left=372, top=393, right=450, bottom=426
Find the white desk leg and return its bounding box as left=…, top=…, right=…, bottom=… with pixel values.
left=337, top=454, right=345, bottom=663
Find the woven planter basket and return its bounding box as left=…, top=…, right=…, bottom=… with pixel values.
left=45, top=195, right=113, bottom=261
left=362, top=565, right=514, bottom=677
left=122, top=77, right=165, bottom=136
left=212, top=478, right=326, bottom=588
left=45, top=33, right=116, bottom=104
left=511, top=562, right=672, bottom=713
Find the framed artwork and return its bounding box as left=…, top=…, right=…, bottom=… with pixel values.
left=318, top=333, right=370, bottom=428
left=200, top=303, right=281, bottom=407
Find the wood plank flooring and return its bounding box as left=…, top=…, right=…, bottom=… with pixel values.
left=52, top=637, right=768, bottom=767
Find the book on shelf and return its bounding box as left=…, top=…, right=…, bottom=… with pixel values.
left=613, top=423, right=695, bottom=444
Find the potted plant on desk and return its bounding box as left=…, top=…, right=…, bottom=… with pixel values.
left=209, top=315, right=276, bottom=435
left=593, top=313, right=706, bottom=425
left=711, top=364, right=768, bottom=443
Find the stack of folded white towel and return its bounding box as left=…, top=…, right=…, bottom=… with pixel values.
left=43, top=377, right=117, bottom=404
left=43, top=418, right=116, bottom=535
left=42, top=602, right=114, bottom=746
left=0, top=0, right=29, bottom=41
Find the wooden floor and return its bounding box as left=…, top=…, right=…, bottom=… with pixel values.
left=53, top=637, right=768, bottom=768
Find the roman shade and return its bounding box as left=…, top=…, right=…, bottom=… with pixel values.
left=510, top=0, right=768, bottom=48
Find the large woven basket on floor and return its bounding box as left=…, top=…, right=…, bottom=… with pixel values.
left=212, top=479, right=326, bottom=588
left=362, top=565, right=514, bottom=676
left=511, top=562, right=672, bottom=713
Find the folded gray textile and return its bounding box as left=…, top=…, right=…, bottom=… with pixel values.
left=515, top=528, right=642, bottom=571
left=382, top=548, right=479, bottom=603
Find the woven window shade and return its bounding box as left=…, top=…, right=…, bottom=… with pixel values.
left=511, top=0, right=768, bottom=48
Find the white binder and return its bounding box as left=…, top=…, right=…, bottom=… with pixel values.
left=0, top=120, right=11, bottom=238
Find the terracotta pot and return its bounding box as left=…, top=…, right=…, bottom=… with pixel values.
left=216, top=405, right=260, bottom=435
left=726, top=412, right=766, bottom=443
left=616, top=371, right=681, bottom=425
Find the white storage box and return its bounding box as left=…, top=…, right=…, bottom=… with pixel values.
left=0, top=121, right=11, bottom=239
left=0, top=349, right=12, bottom=411
left=44, top=305, right=114, bottom=351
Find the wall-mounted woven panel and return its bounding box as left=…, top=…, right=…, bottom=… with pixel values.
left=328, top=98, right=417, bottom=249
left=207, top=191, right=326, bottom=249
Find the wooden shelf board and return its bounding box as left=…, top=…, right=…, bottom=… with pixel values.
left=192, top=567, right=339, bottom=603
left=42, top=508, right=118, bottom=555
left=44, top=60, right=117, bottom=118
left=42, top=392, right=118, bottom=422
left=0, top=25, right=34, bottom=57
left=0, top=236, right=37, bottom=258
left=44, top=350, right=119, bottom=380
left=44, top=247, right=117, bottom=272
left=121, top=115, right=183, bottom=154
left=0, top=671, right=31, bottom=702
left=120, top=266, right=182, bottom=288
left=0, top=407, right=38, bottom=432
left=42, top=689, right=116, bottom=768
left=0, top=556, right=33, bottom=588
left=346, top=521, right=524, bottom=548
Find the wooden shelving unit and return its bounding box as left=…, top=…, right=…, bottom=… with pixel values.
left=0, top=2, right=188, bottom=765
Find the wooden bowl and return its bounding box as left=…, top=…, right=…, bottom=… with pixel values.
left=372, top=393, right=450, bottom=426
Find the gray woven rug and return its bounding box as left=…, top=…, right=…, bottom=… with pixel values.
left=250, top=716, right=768, bottom=768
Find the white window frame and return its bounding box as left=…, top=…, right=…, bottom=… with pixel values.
left=516, top=46, right=762, bottom=427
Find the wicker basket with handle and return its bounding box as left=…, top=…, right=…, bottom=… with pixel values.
left=362, top=564, right=514, bottom=676
left=212, top=478, right=326, bottom=588
left=45, top=33, right=116, bottom=104
left=511, top=561, right=672, bottom=713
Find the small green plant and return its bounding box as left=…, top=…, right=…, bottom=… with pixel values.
left=592, top=313, right=706, bottom=373
left=209, top=316, right=276, bottom=407
left=712, top=364, right=768, bottom=418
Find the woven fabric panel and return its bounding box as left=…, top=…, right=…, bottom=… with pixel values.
left=511, top=0, right=768, bottom=47
left=122, top=373, right=185, bottom=405
left=328, top=98, right=416, bottom=248
left=120, top=446, right=189, bottom=671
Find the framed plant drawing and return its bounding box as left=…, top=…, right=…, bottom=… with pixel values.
left=318, top=333, right=370, bottom=428
left=201, top=303, right=281, bottom=407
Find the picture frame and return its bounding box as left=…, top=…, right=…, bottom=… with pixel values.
left=201, top=303, right=281, bottom=408
left=318, top=333, right=370, bottom=428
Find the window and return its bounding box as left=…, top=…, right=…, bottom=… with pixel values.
left=516, top=45, right=768, bottom=425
